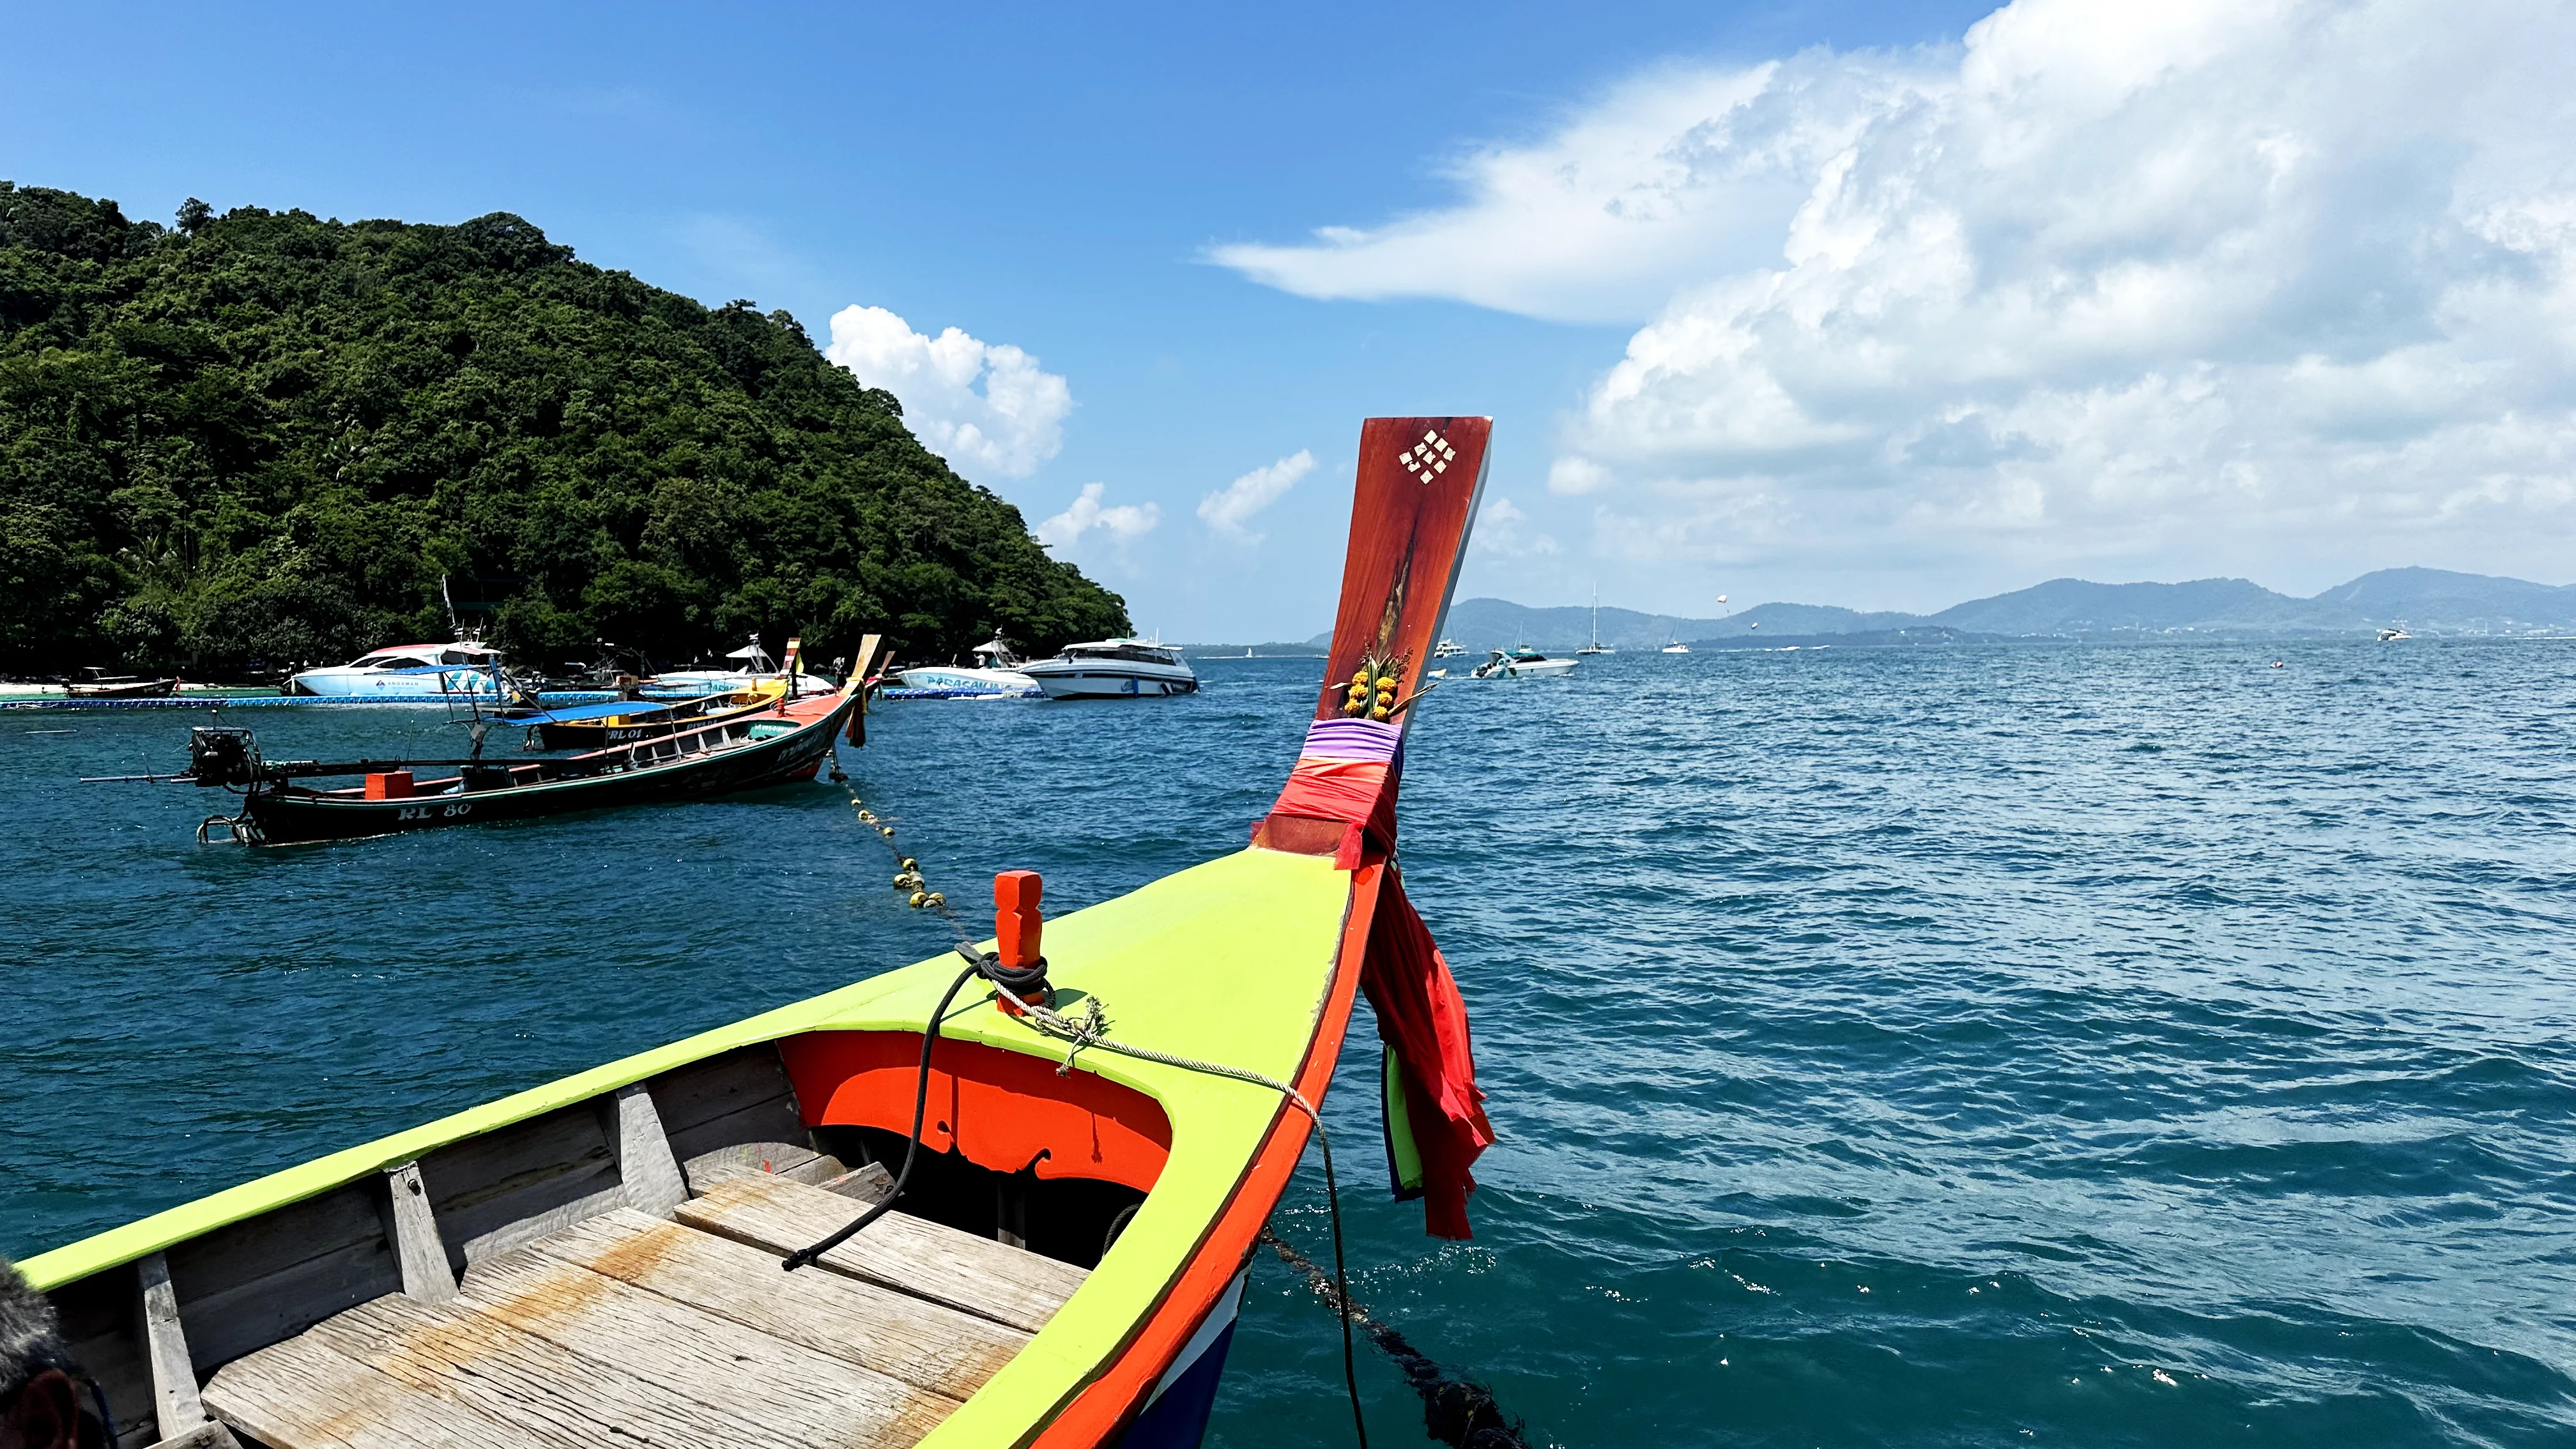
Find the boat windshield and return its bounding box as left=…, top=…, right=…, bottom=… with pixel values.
left=365, top=654, right=431, bottom=670
left=1065, top=643, right=1178, bottom=664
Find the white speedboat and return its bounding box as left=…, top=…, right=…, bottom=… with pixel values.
left=1432, top=638, right=1468, bottom=658
left=1661, top=640, right=1692, bottom=654
left=893, top=632, right=1041, bottom=695
left=2378, top=624, right=2412, bottom=641
left=1470, top=646, right=1578, bottom=679
left=288, top=641, right=512, bottom=698
left=1021, top=638, right=1198, bottom=698
left=650, top=636, right=836, bottom=696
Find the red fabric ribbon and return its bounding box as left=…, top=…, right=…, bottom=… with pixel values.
left=1360, top=873, right=1494, bottom=1239
left=1268, top=756, right=1397, bottom=868
left=1262, top=742, right=1490, bottom=1235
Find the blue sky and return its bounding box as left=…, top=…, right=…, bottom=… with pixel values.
left=7, top=0, right=2570, bottom=639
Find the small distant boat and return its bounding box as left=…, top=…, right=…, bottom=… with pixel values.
left=893, top=632, right=1041, bottom=696
left=1432, top=638, right=1468, bottom=657
left=1022, top=639, right=1198, bottom=698
left=1577, top=592, right=1614, bottom=655
left=65, top=669, right=180, bottom=699
left=652, top=635, right=838, bottom=696
left=2378, top=624, right=2413, bottom=641
left=1471, top=646, right=1577, bottom=678
left=288, top=641, right=512, bottom=698
left=1660, top=639, right=1691, bottom=654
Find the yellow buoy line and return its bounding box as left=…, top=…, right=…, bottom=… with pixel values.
left=852, top=801, right=947, bottom=912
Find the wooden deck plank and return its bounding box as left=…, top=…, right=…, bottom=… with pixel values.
left=203, top=1334, right=544, bottom=1449
left=454, top=1248, right=954, bottom=1448
left=531, top=1209, right=1027, bottom=1401
left=675, top=1175, right=1087, bottom=1333
left=680, top=1140, right=836, bottom=1192
left=299, top=1292, right=810, bottom=1449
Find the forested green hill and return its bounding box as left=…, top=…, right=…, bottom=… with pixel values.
left=0, top=183, right=1126, bottom=674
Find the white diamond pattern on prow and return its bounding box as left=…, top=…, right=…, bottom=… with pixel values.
left=1397, top=427, right=1456, bottom=484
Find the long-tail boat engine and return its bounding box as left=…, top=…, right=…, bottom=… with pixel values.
left=184, top=726, right=259, bottom=787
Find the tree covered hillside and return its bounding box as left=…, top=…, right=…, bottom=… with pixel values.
left=0, top=183, right=1127, bottom=673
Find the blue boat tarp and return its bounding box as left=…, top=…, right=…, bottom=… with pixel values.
left=497, top=698, right=681, bottom=724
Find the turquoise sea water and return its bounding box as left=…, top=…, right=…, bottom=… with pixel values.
left=6, top=643, right=2575, bottom=1446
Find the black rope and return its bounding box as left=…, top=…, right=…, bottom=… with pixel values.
left=1262, top=1229, right=1533, bottom=1449
left=981, top=953, right=1050, bottom=998
left=780, top=960, right=982, bottom=1272
left=1318, top=1114, right=1370, bottom=1449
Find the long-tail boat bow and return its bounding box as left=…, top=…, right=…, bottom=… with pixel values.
left=1255, top=417, right=1499, bottom=1239
left=17, top=417, right=1497, bottom=1449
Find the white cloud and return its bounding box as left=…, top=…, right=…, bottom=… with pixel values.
left=1206, top=61, right=1908, bottom=326
left=1547, top=457, right=1613, bottom=496
left=1471, top=496, right=1561, bottom=559
left=1197, top=450, right=1316, bottom=542
left=1037, top=482, right=1160, bottom=554
left=1222, top=0, right=2576, bottom=592
left=824, top=305, right=1071, bottom=479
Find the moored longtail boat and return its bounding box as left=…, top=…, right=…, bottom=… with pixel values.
left=64, top=675, right=181, bottom=699
left=166, top=648, right=877, bottom=846
left=20, top=417, right=1498, bottom=1449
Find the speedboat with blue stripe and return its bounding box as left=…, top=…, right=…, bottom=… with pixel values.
left=287, top=641, right=511, bottom=698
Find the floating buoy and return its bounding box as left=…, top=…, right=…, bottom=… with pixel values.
left=924, top=892, right=944, bottom=908
left=908, top=891, right=928, bottom=908
left=899, top=857, right=917, bottom=871
left=878, top=825, right=894, bottom=838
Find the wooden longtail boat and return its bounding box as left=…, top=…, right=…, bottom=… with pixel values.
left=505, top=681, right=788, bottom=752
left=22, top=418, right=1498, bottom=1449
left=65, top=675, right=181, bottom=699
left=186, top=673, right=867, bottom=847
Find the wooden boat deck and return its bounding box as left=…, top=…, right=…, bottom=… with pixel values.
left=200, top=1174, right=1087, bottom=1449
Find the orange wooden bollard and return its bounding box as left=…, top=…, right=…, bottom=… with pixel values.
left=993, top=870, right=1046, bottom=1012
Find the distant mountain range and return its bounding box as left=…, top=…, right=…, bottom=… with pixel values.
left=1273, top=568, right=2576, bottom=653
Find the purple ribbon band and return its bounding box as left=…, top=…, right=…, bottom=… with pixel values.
left=1301, top=717, right=1402, bottom=763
